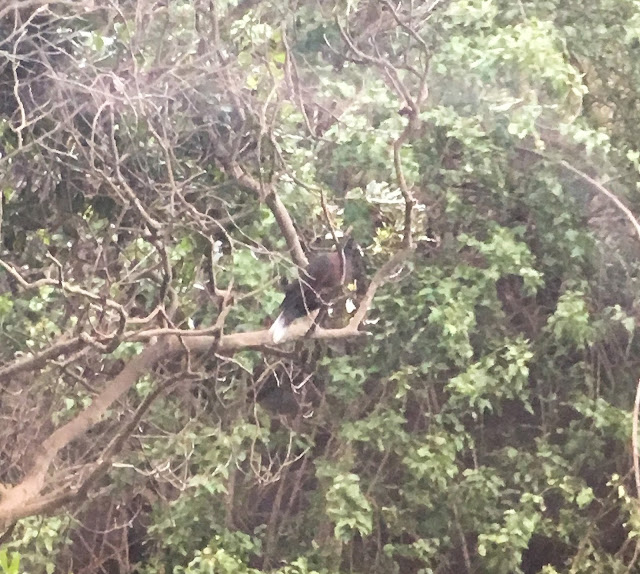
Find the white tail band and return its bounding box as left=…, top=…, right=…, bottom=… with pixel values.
left=269, top=314, right=287, bottom=343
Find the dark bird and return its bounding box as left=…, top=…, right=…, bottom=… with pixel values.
left=269, top=238, right=358, bottom=343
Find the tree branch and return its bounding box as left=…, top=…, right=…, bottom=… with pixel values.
left=223, top=161, right=308, bottom=267
left=0, top=340, right=171, bottom=526
left=392, top=119, right=419, bottom=247
left=0, top=336, right=85, bottom=383
left=0, top=240, right=411, bottom=526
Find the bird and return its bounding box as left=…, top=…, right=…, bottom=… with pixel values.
left=269, top=238, right=358, bottom=343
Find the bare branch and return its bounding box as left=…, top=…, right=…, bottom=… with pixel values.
left=0, top=258, right=126, bottom=315
left=558, top=160, right=640, bottom=240
left=381, top=0, right=431, bottom=54
left=392, top=119, right=419, bottom=247
left=336, top=18, right=416, bottom=112
left=0, top=340, right=172, bottom=525
left=0, top=337, right=85, bottom=383
left=222, top=161, right=308, bottom=267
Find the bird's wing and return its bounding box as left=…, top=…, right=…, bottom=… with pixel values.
left=303, top=253, right=337, bottom=290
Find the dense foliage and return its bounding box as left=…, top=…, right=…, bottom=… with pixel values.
left=2, top=0, right=640, bottom=572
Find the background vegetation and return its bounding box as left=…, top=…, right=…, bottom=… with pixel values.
left=2, top=0, right=640, bottom=572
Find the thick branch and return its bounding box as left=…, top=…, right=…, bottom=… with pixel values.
left=0, top=337, right=85, bottom=383
left=223, top=162, right=308, bottom=267
left=0, top=340, right=171, bottom=526
left=10, top=375, right=183, bottom=522
left=0, top=323, right=353, bottom=524
left=0, top=244, right=409, bottom=525
left=392, top=120, right=419, bottom=247
left=264, top=190, right=308, bottom=267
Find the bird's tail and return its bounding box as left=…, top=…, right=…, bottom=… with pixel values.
left=270, top=281, right=320, bottom=343
left=269, top=312, right=289, bottom=343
